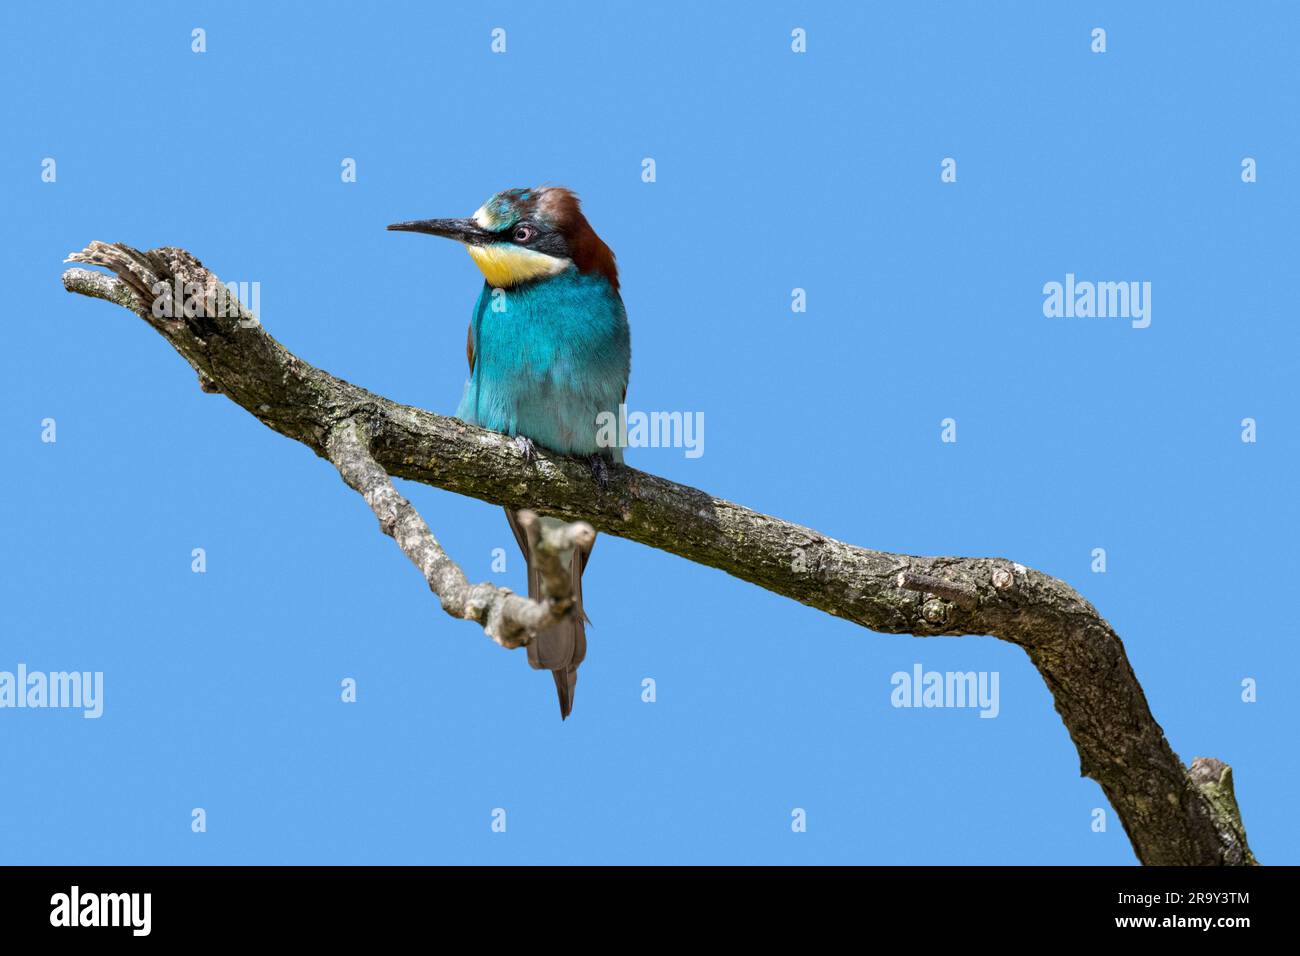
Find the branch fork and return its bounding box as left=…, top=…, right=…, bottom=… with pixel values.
left=326, top=418, right=589, bottom=649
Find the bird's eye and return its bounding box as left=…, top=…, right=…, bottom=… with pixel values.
left=513, top=224, right=535, bottom=243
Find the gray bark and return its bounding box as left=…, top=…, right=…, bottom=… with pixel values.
left=62, top=242, right=1256, bottom=866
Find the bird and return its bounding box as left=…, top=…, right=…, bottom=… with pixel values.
left=388, top=187, right=630, bottom=719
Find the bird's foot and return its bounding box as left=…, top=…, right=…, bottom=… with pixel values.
left=587, top=453, right=610, bottom=491
left=513, top=434, right=539, bottom=465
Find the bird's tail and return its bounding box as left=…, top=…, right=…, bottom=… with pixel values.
left=506, top=508, right=592, bottom=720
left=551, top=667, right=579, bottom=721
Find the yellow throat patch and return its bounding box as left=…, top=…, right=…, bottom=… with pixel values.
left=465, top=243, right=570, bottom=288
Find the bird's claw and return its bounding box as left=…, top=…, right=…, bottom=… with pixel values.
left=587, top=454, right=610, bottom=491
left=513, top=435, right=538, bottom=465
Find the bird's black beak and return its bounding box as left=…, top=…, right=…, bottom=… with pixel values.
left=386, top=217, right=495, bottom=246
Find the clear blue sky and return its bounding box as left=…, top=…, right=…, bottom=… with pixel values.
left=1, top=2, right=1294, bottom=864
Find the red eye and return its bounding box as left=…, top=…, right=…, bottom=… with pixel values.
left=513, top=224, right=534, bottom=242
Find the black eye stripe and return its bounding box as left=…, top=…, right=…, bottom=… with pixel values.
left=506, top=225, right=569, bottom=259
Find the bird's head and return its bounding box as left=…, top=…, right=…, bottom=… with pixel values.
left=388, top=186, right=618, bottom=292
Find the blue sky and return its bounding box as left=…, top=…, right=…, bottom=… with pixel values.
left=0, top=2, right=1294, bottom=864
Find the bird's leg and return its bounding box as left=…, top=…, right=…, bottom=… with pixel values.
left=587, top=453, right=610, bottom=491
left=513, top=434, right=538, bottom=465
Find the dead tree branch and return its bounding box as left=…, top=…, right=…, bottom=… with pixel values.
left=326, top=418, right=591, bottom=648
left=61, top=242, right=1256, bottom=866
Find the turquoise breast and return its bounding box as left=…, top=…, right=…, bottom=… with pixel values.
left=456, top=266, right=630, bottom=460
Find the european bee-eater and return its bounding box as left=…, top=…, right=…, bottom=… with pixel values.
left=389, top=187, right=630, bottom=719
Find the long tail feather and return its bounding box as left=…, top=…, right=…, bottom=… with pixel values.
left=553, top=667, right=578, bottom=720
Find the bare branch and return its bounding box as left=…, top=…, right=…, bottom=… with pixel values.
left=896, top=570, right=979, bottom=609
left=325, top=417, right=585, bottom=649
left=514, top=509, right=595, bottom=615
left=61, top=242, right=1256, bottom=866
left=1190, top=757, right=1257, bottom=866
